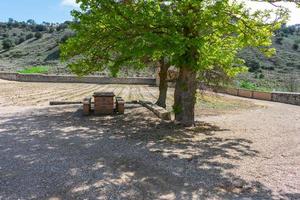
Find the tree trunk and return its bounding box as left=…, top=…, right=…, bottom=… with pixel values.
left=174, top=67, right=197, bottom=126
left=156, top=59, right=170, bottom=108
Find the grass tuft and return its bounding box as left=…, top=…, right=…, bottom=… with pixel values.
left=17, top=66, right=49, bottom=74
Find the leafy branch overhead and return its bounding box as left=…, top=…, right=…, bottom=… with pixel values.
left=61, top=0, right=287, bottom=77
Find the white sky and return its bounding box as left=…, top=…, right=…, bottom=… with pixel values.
left=61, top=0, right=300, bottom=25
left=242, top=1, right=300, bottom=25
left=61, top=0, right=79, bottom=7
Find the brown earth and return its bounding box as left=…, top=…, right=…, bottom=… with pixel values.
left=0, top=80, right=299, bottom=200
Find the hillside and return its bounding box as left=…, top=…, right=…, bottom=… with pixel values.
left=0, top=20, right=299, bottom=91
left=238, top=24, right=300, bottom=92
left=0, top=20, right=71, bottom=73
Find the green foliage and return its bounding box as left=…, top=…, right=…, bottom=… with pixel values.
left=34, top=32, right=43, bottom=39
left=293, top=43, right=299, bottom=50
left=2, top=38, right=14, bottom=50
left=259, top=73, right=265, bottom=79
left=26, top=33, right=34, bottom=40
left=61, top=0, right=283, bottom=80
left=34, top=24, right=47, bottom=32
left=17, top=37, right=25, bottom=44
left=238, top=80, right=270, bottom=92
left=17, top=66, right=49, bottom=74
left=275, top=37, right=284, bottom=45
left=239, top=80, right=257, bottom=90
left=60, top=31, right=75, bottom=44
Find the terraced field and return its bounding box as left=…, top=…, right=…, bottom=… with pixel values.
left=0, top=81, right=157, bottom=106
left=0, top=79, right=256, bottom=116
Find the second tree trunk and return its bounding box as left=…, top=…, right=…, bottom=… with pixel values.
left=156, top=59, right=169, bottom=108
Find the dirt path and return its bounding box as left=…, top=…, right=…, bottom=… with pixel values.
left=0, top=80, right=299, bottom=199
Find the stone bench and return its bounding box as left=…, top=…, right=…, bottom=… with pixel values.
left=82, top=97, right=92, bottom=115
left=116, top=97, right=125, bottom=114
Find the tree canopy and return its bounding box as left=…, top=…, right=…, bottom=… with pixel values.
left=61, top=0, right=289, bottom=125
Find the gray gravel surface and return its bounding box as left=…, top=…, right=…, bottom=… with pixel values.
left=0, top=98, right=299, bottom=199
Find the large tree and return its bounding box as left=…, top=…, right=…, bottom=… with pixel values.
left=61, top=0, right=289, bottom=126
left=61, top=0, right=174, bottom=109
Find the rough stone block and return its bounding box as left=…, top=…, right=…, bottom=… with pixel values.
left=82, top=97, right=92, bottom=115
left=238, top=89, right=253, bottom=98
left=117, top=100, right=125, bottom=114
left=252, top=91, right=272, bottom=101
left=272, top=92, right=300, bottom=106
left=226, top=88, right=238, bottom=96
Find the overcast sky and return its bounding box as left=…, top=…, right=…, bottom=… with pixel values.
left=0, top=0, right=299, bottom=25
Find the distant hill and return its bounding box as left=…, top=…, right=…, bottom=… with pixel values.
left=238, top=24, right=300, bottom=92
left=0, top=20, right=72, bottom=74
left=0, top=20, right=299, bottom=91
left=0, top=19, right=155, bottom=77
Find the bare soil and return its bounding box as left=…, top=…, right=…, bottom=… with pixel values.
left=0, top=80, right=299, bottom=200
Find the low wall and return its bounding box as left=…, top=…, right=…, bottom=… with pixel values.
left=226, top=88, right=239, bottom=96
left=217, top=87, right=300, bottom=106
left=0, top=72, right=156, bottom=85
left=252, top=91, right=272, bottom=101
left=238, top=89, right=253, bottom=98
left=272, top=92, right=300, bottom=106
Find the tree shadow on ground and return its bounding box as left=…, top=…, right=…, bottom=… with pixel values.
left=0, top=105, right=282, bottom=199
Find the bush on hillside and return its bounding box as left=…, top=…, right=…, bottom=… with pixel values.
left=34, top=32, right=43, bottom=39
left=275, top=37, right=283, bottom=45
left=26, top=33, right=34, bottom=40
left=48, top=27, right=55, bottom=33
left=34, top=24, right=47, bottom=32
left=239, top=80, right=257, bottom=90
left=293, top=43, right=299, bottom=51
left=60, top=31, right=75, bottom=43
left=18, top=37, right=25, bottom=44
left=246, top=60, right=261, bottom=72
left=2, top=39, right=14, bottom=50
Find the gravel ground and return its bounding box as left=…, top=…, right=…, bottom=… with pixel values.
left=0, top=80, right=299, bottom=199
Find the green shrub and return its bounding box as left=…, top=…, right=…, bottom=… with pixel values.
left=246, top=60, right=261, bottom=72
left=26, top=33, right=34, bottom=40
left=275, top=37, right=283, bottom=45
left=60, top=31, right=75, bottom=43
left=259, top=73, right=265, bottom=79
left=293, top=43, right=299, bottom=51
left=17, top=37, right=25, bottom=44
left=239, top=80, right=257, bottom=90
left=34, top=32, right=43, bottom=39
left=2, top=39, right=14, bottom=50
left=17, top=66, right=49, bottom=74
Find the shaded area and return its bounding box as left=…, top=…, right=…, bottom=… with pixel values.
left=0, top=105, right=279, bottom=199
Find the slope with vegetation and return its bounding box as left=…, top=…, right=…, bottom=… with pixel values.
left=238, top=24, right=300, bottom=92
left=0, top=19, right=299, bottom=92
left=0, top=19, right=74, bottom=74
left=0, top=19, right=155, bottom=77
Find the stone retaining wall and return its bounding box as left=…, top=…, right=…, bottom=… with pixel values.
left=238, top=89, right=253, bottom=98
left=252, top=91, right=272, bottom=101
left=271, top=92, right=300, bottom=106
left=220, top=88, right=300, bottom=106
left=0, top=72, right=156, bottom=85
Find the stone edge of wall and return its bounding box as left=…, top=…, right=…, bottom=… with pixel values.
left=0, top=72, right=156, bottom=85
left=218, top=87, right=299, bottom=106
left=139, top=100, right=171, bottom=120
